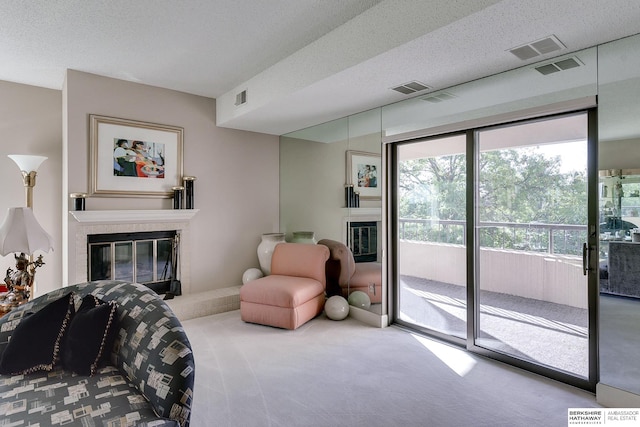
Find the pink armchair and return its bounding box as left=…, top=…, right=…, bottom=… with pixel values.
left=240, top=242, right=330, bottom=330
left=318, top=239, right=382, bottom=304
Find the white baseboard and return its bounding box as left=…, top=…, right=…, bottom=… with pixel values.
left=349, top=305, right=389, bottom=328
left=597, top=382, right=640, bottom=407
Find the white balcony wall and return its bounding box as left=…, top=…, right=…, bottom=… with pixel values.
left=399, top=241, right=586, bottom=309
left=399, top=241, right=466, bottom=286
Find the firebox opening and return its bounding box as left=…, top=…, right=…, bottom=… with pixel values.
left=348, top=221, right=378, bottom=263
left=88, top=230, right=178, bottom=295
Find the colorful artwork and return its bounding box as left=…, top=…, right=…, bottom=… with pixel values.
left=357, top=163, right=377, bottom=188
left=113, top=139, right=165, bottom=178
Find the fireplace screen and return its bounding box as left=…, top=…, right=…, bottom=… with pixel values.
left=88, top=231, right=177, bottom=294
left=348, top=221, right=377, bottom=263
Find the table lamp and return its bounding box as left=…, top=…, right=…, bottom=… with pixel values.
left=0, top=207, right=54, bottom=301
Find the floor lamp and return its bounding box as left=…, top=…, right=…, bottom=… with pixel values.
left=8, top=154, right=47, bottom=208
left=0, top=155, right=53, bottom=302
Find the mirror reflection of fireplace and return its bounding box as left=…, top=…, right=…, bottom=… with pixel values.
left=88, top=230, right=178, bottom=295
left=348, top=221, right=377, bottom=263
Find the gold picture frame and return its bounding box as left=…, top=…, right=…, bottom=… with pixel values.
left=346, top=150, right=381, bottom=201
left=89, top=115, right=184, bottom=198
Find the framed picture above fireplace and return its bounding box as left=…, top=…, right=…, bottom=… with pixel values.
left=346, top=150, right=381, bottom=201
left=89, top=114, right=184, bottom=198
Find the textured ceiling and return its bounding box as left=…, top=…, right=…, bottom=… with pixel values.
left=1, top=0, right=640, bottom=135
left=0, top=0, right=383, bottom=96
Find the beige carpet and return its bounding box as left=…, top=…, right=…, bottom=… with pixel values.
left=181, top=309, right=599, bottom=427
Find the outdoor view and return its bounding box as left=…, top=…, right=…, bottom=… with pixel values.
left=399, top=142, right=588, bottom=254
left=397, top=113, right=592, bottom=378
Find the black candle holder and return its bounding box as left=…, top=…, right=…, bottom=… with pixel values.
left=183, top=176, right=196, bottom=209
left=69, top=193, right=87, bottom=211
left=172, top=186, right=184, bottom=209
left=345, top=184, right=355, bottom=207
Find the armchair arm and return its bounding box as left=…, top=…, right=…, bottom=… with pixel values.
left=317, top=239, right=356, bottom=286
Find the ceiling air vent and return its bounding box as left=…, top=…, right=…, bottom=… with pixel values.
left=508, top=35, right=565, bottom=60
left=391, top=81, right=430, bottom=95
left=421, top=91, right=456, bottom=103
left=534, top=56, right=583, bottom=75
left=235, top=89, right=247, bottom=106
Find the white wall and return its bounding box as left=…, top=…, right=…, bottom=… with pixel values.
left=62, top=70, right=279, bottom=293
left=399, top=241, right=587, bottom=309
left=599, top=137, right=640, bottom=170
left=279, top=135, right=347, bottom=241
left=0, top=81, right=62, bottom=297
left=279, top=130, right=382, bottom=243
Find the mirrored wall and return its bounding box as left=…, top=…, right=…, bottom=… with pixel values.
left=280, top=109, right=384, bottom=318
left=597, top=33, right=640, bottom=400
left=280, top=31, right=640, bottom=402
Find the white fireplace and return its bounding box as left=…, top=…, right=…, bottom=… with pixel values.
left=68, top=210, right=198, bottom=294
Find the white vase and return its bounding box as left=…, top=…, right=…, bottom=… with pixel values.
left=257, top=233, right=285, bottom=275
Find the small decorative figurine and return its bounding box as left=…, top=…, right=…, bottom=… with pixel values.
left=1, top=252, right=45, bottom=307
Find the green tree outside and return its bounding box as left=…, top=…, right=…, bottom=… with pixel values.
left=399, top=147, right=588, bottom=255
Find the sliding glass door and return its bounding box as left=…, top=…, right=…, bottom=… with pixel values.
left=394, top=111, right=597, bottom=388
left=396, top=133, right=467, bottom=341
left=474, top=113, right=592, bottom=380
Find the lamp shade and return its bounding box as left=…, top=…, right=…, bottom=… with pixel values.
left=0, top=207, right=54, bottom=256
left=8, top=155, right=48, bottom=172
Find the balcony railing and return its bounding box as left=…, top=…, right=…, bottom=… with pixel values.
left=398, top=218, right=587, bottom=255
left=398, top=219, right=589, bottom=309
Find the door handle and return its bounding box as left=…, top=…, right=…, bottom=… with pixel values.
left=582, top=243, right=591, bottom=275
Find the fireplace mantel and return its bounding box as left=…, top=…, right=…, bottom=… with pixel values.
left=69, top=209, right=199, bottom=224
left=341, top=208, right=380, bottom=217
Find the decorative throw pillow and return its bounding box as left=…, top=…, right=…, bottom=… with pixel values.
left=0, top=292, right=75, bottom=375
left=62, top=295, right=118, bottom=376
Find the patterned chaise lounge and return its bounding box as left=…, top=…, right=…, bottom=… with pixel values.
left=0, top=280, right=195, bottom=426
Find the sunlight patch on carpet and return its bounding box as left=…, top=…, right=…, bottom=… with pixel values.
left=411, top=334, right=477, bottom=377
